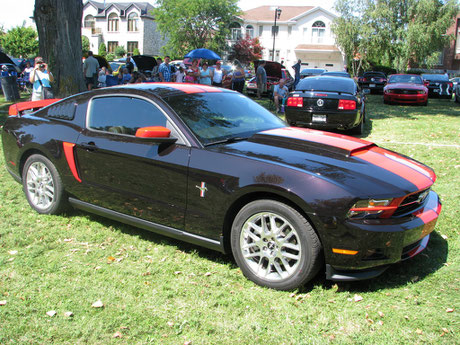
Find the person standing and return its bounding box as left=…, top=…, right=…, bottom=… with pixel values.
left=256, top=60, right=267, bottom=98
left=83, top=51, right=99, bottom=90
left=232, top=64, right=245, bottom=93
left=174, top=64, right=186, bottom=83
left=125, top=54, right=135, bottom=73
left=292, top=59, right=301, bottom=88
left=29, top=57, right=54, bottom=101
left=199, top=62, right=212, bottom=85
left=211, top=60, right=224, bottom=87
left=159, top=56, right=172, bottom=82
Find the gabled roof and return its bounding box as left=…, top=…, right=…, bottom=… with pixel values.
left=84, top=1, right=155, bottom=19
left=241, top=6, right=314, bottom=22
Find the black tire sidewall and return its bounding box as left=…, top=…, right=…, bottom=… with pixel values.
left=22, top=154, right=66, bottom=214
left=231, top=199, right=321, bottom=290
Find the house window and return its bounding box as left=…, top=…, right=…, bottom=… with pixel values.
left=288, top=26, right=292, bottom=36
left=230, top=22, right=242, bottom=41
left=246, top=25, right=254, bottom=38
left=268, top=50, right=280, bottom=62
left=108, top=13, right=119, bottom=32
left=312, top=21, right=326, bottom=43
left=108, top=41, right=119, bottom=53
left=127, top=41, right=138, bottom=54
left=84, top=15, right=95, bottom=28
left=258, top=25, right=263, bottom=36
left=303, top=27, right=308, bottom=39
left=456, top=26, right=460, bottom=54
left=128, top=12, right=139, bottom=32
left=271, top=26, right=279, bottom=37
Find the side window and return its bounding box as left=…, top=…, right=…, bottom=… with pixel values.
left=88, top=96, right=167, bottom=135
left=46, top=101, right=76, bottom=120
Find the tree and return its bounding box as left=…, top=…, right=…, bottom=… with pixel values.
left=133, top=47, right=140, bottom=56
left=98, top=42, right=107, bottom=57
left=34, top=0, right=85, bottom=96
left=82, top=35, right=90, bottom=55
left=229, top=36, right=263, bottom=65
left=0, top=26, right=39, bottom=57
left=153, top=0, right=241, bottom=57
left=115, top=45, right=126, bottom=58
left=332, top=0, right=459, bottom=73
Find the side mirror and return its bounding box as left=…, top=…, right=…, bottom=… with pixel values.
left=135, top=126, right=177, bottom=143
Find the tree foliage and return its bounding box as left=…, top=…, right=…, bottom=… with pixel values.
left=0, top=26, right=39, bottom=57
left=98, top=42, right=107, bottom=57
left=115, top=45, right=126, bottom=58
left=229, top=36, right=264, bottom=65
left=82, top=35, right=90, bottom=54
left=153, top=0, right=241, bottom=57
left=332, top=0, right=459, bottom=73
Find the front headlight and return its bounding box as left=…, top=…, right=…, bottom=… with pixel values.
left=347, top=199, right=395, bottom=219
left=417, top=90, right=426, bottom=94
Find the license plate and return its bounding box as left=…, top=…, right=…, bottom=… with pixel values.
left=369, top=83, right=376, bottom=87
left=434, top=89, right=439, bottom=93
left=312, top=114, right=327, bottom=123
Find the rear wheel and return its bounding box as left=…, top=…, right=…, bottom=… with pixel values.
left=349, top=116, right=364, bottom=135
left=22, top=154, right=68, bottom=214
left=231, top=200, right=322, bottom=290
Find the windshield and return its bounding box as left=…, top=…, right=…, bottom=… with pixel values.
left=295, top=77, right=356, bottom=94
left=166, top=92, right=286, bottom=145
left=388, top=75, right=423, bottom=84
left=422, top=74, right=449, bottom=81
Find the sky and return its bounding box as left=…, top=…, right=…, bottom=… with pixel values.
left=0, top=0, right=336, bottom=30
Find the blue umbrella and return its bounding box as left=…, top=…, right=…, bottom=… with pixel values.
left=184, top=48, right=221, bottom=60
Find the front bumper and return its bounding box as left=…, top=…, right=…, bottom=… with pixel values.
left=384, top=92, right=427, bottom=104
left=324, top=190, right=441, bottom=281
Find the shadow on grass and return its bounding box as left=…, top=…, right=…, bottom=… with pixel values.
left=71, top=209, right=447, bottom=292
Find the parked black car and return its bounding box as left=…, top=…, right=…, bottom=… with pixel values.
left=2, top=84, right=440, bottom=290
left=321, top=71, right=351, bottom=78
left=285, top=76, right=366, bottom=134
left=421, top=74, right=453, bottom=99
left=300, top=68, right=325, bottom=78
left=357, top=71, right=387, bottom=93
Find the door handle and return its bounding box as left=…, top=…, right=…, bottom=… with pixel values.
left=80, top=141, right=97, bottom=151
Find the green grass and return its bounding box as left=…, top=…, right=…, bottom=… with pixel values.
left=0, top=94, right=458, bottom=344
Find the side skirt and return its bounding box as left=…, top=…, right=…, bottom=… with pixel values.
left=68, top=198, right=225, bottom=253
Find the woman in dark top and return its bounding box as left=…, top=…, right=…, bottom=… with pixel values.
left=232, top=64, right=245, bottom=93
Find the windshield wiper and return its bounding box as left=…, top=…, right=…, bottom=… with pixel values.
left=204, top=136, right=249, bottom=146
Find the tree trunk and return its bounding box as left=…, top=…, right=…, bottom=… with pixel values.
left=34, top=0, right=85, bottom=97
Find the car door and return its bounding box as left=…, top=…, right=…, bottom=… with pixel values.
left=74, top=95, right=190, bottom=230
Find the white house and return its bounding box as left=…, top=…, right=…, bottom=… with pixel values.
left=82, top=1, right=166, bottom=56
left=231, top=6, right=345, bottom=71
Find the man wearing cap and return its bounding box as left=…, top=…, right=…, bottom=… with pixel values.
left=273, top=78, right=289, bottom=113
left=256, top=60, right=267, bottom=98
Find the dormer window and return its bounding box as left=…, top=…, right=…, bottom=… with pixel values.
left=128, top=12, right=139, bottom=32
left=108, top=13, right=119, bottom=32
left=312, top=21, right=325, bottom=43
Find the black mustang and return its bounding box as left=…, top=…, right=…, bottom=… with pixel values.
left=1, top=83, right=441, bottom=290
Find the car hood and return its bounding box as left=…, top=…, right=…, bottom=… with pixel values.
left=254, top=60, right=282, bottom=79
left=132, top=55, right=157, bottom=71
left=213, top=127, right=435, bottom=197
left=385, top=83, right=426, bottom=90
left=0, top=52, right=15, bottom=65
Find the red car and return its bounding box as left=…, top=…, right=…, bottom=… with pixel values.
left=246, top=60, right=294, bottom=96
left=384, top=74, right=428, bottom=106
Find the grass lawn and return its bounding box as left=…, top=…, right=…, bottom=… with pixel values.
left=0, top=93, right=458, bottom=344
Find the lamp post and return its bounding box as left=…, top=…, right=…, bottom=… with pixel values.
left=271, top=7, right=282, bottom=61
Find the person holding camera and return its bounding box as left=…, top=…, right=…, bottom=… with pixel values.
left=29, top=57, right=54, bottom=101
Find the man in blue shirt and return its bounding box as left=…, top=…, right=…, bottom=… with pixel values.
left=273, top=78, right=289, bottom=113
left=292, top=59, right=301, bottom=87
left=159, top=56, right=172, bottom=82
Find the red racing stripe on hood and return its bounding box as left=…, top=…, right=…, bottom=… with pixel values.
left=264, top=127, right=374, bottom=152
left=352, top=146, right=435, bottom=190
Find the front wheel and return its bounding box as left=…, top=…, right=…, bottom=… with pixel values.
left=231, top=200, right=322, bottom=290
left=22, top=154, right=68, bottom=214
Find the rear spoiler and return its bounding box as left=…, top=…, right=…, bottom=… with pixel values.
left=9, top=99, right=61, bottom=116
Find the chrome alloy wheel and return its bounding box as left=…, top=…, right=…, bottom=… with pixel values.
left=25, top=161, right=55, bottom=211
left=240, top=212, right=302, bottom=281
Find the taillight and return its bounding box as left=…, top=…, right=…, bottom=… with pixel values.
left=287, top=97, right=303, bottom=107
left=449, top=82, right=453, bottom=88
left=338, top=99, right=356, bottom=110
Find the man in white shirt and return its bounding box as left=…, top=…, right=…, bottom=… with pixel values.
left=273, top=79, right=289, bottom=113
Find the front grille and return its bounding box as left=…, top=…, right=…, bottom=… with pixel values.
left=392, top=89, right=418, bottom=95
left=393, top=188, right=430, bottom=217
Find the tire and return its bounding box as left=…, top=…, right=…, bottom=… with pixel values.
left=349, top=116, right=364, bottom=135
left=22, top=154, right=68, bottom=214
left=231, top=199, right=322, bottom=290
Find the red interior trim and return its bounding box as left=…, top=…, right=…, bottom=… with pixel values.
left=63, top=142, right=81, bottom=183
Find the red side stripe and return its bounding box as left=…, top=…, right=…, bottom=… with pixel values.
left=63, top=142, right=81, bottom=183
left=352, top=147, right=434, bottom=190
